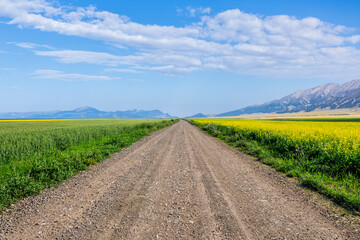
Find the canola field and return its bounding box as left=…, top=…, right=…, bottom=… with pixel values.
left=191, top=118, right=360, bottom=211
left=0, top=119, right=176, bottom=210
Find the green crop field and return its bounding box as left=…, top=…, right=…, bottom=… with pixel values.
left=191, top=118, right=360, bottom=211
left=0, top=119, right=177, bottom=211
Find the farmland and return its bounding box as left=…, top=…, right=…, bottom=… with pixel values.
left=0, top=119, right=177, bottom=210
left=191, top=118, right=360, bottom=211
left=2, top=120, right=358, bottom=239
left=224, top=108, right=360, bottom=120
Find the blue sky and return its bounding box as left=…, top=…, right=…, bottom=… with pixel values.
left=1, top=0, right=360, bottom=117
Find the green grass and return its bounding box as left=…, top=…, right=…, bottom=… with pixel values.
left=189, top=120, right=360, bottom=212
left=0, top=119, right=177, bottom=211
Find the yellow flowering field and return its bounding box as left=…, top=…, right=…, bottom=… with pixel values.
left=191, top=118, right=360, bottom=210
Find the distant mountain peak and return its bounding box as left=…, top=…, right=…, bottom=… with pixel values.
left=340, top=79, right=360, bottom=91
left=217, top=79, right=360, bottom=117
left=74, top=106, right=99, bottom=112
left=185, top=113, right=216, bottom=118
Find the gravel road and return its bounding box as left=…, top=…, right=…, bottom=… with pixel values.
left=0, top=120, right=358, bottom=239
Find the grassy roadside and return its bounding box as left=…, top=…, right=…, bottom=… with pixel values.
left=189, top=120, right=360, bottom=212
left=0, top=119, right=178, bottom=211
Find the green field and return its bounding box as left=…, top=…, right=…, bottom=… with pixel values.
left=191, top=118, right=360, bottom=211
left=0, top=119, right=177, bottom=211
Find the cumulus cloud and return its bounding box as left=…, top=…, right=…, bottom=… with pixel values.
left=1, top=0, right=360, bottom=78
left=33, top=69, right=117, bottom=81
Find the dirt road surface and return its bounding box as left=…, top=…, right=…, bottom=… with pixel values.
left=0, top=120, right=358, bottom=239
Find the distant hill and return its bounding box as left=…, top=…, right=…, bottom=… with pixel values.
left=218, top=79, right=360, bottom=117
left=185, top=113, right=215, bottom=118
left=0, top=106, right=177, bottom=119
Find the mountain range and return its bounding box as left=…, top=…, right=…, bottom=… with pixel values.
left=186, top=113, right=216, bottom=118
left=0, top=106, right=177, bottom=119
left=4, top=79, right=360, bottom=119
left=187, top=79, right=360, bottom=117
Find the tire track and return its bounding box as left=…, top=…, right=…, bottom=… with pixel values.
left=184, top=127, right=223, bottom=240
left=186, top=125, right=254, bottom=239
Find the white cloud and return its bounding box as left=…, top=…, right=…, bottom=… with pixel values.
left=134, top=65, right=198, bottom=75
left=7, top=41, right=53, bottom=49
left=35, top=50, right=202, bottom=68
left=105, top=68, right=141, bottom=73
left=187, top=7, right=196, bottom=18
left=35, top=50, right=122, bottom=66
left=1, top=0, right=360, bottom=79
left=199, top=7, right=211, bottom=15
left=33, top=69, right=118, bottom=81
left=182, top=7, right=211, bottom=17
left=106, top=42, right=128, bottom=49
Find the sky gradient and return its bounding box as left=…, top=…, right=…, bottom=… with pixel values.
left=1, top=0, right=360, bottom=117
